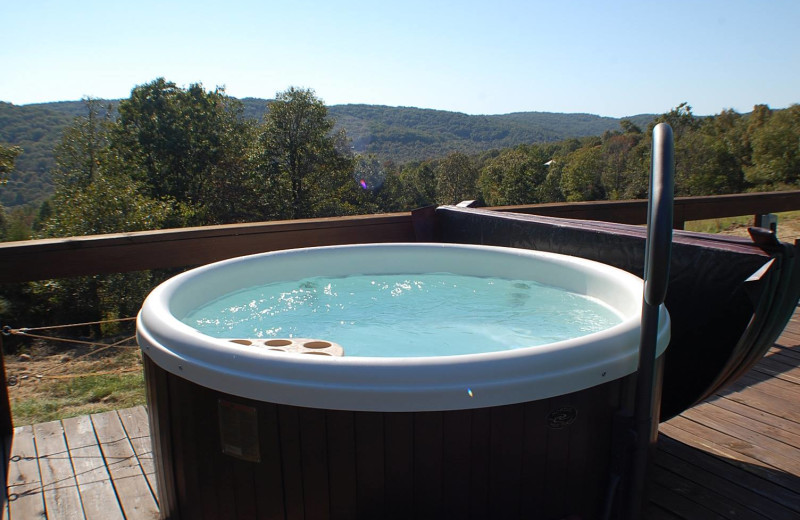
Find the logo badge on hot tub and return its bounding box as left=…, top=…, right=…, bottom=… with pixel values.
left=218, top=399, right=260, bottom=462
left=547, top=406, right=578, bottom=429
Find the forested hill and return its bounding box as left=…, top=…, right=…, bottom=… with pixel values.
left=255, top=100, right=654, bottom=162
left=0, top=98, right=653, bottom=207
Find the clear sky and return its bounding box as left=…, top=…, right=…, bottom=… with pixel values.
left=2, top=0, right=798, bottom=117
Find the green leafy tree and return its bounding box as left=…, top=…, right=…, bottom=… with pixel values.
left=745, top=104, right=772, bottom=139
left=653, top=102, right=700, bottom=140
left=411, top=162, right=437, bottom=206
left=619, top=119, right=642, bottom=135
left=35, top=168, right=173, bottom=330
left=354, top=154, right=386, bottom=193
left=0, top=143, right=22, bottom=240
left=599, top=130, right=643, bottom=199
left=52, top=99, right=114, bottom=190
left=435, top=151, right=479, bottom=205
left=0, top=140, right=27, bottom=322
left=675, top=112, right=747, bottom=196
left=560, top=146, right=605, bottom=202
left=35, top=102, right=172, bottom=330
left=114, top=78, right=260, bottom=225
left=2, top=207, right=34, bottom=241
left=42, top=171, right=171, bottom=237
left=745, top=104, right=800, bottom=188
left=43, top=98, right=170, bottom=236
left=349, top=154, right=388, bottom=214
left=479, top=145, right=550, bottom=206
left=648, top=103, right=702, bottom=195
left=259, top=87, right=356, bottom=219
left=0, top=143, right=20, bottom=182
left=375, top=161, right=437, bottom=212
left=705, top=109, right=748, bottom=193
left=538, top=161, right=566, bottom=203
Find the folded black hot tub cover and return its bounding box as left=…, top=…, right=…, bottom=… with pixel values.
left=429, top=206, right=800, bottom=420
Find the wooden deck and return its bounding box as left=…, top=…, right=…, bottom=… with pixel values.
left=3, top=406, right=158, bottom=520
left=3, top=313, right=799, bottom=519
left=647, top=308, right=800, bottom=520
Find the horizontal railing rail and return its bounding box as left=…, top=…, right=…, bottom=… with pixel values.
left=493, top=190, right=800, bottom=228
left=2, top=190, right=799, bottom=284
left=0, top=213, right=416, bottom=283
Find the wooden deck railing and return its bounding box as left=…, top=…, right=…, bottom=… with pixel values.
left=2, top=190, right=800, bottom=284
left=493, top=190, right=800, bottom=228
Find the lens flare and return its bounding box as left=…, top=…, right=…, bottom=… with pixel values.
left=359, top=179, right=368, bottom=189
left=467, top=388, right=473, bottom=398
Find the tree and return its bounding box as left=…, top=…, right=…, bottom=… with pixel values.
left=35, top=102, right=173, bottom=331
left=619, top=119, right=642, bottom=135
left=0, top=143, right=22, bottom=240
left=52, top=99, right=114, bottom=190
left=376, top=161, right=437, bottom=212
left=745, top=105, right=800, bottom=188
left=1, top=206, right=34, bottom=241
left=114, top=78, right=260, bottom=225
left=349, top=154, right=387, bottom=214
left=37, top=169, right=169, bottom=325
left=259, top=87, right=356, bottom=219
left=600, top=132, right=642, bottom=199
left=0, top=143, right=20, bottom=182
left=673, top=112, right=747, bottom=196
left=479, top=145, right=550, bottom=206
left=560, top=146, right=605, bottom=202
left=435, top=151, right=479, bottom=205
left=653, top=102, right=700, bottom=140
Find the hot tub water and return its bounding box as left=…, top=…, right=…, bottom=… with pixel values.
left=182, top=273, right=623, bottom=357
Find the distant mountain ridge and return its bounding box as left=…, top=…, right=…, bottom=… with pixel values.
left=0, top=98, right=655, bottom=207
left=242, top=99, right=654, bottom=162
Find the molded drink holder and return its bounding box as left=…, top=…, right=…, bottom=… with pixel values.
left=228, top=338, right=344, bottom=357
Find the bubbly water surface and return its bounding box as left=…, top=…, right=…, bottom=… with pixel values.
left=182, top=273, right=623, bottom=357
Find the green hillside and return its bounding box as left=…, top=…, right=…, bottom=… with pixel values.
left=0, top=98, right=653, bottom=208
left=246, top=99, right=654, bottom=162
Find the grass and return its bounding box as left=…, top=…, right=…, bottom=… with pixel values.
left=11, top=372, right=145, bottom=425
left=685, top=210, right=800, bottom=242
left=684, top=215, right=755, bottom=234
left=7, top=342, right=146, bottom=426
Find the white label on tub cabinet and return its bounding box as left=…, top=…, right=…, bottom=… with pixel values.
left=218, top=399, right=260, bottom=462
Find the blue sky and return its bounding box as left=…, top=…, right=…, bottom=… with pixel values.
left=2, top=0, right=798, bottom=117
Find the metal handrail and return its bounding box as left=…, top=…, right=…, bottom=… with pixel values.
left=626, top=122, right=675, bottom=518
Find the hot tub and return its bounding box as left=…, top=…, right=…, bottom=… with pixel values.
left=137, top=243, right=670, bottom=519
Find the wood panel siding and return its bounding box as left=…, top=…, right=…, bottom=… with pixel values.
left=143, top=356, right=635, bottom=520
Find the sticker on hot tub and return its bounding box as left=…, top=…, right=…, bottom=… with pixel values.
left=547, top=407, right=578, bottom=429
left=218, top=399, right=260, bottom=462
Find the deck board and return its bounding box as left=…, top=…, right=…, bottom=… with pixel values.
left=652, top=307, right=800, bottom=520
left=62, top=414, right=125, bottom=520
left=117, top=405, right=158, bottom=503
left=90, top=411, right=158, bottom=520
left=5, top=424, right=45, bottom=519
left=33, top=420, right=83, bottom=520
left=4, top=312, right=800, bottom=519
left=653, top=447, right=796, bottom=520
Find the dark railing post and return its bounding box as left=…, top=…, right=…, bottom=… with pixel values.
left=0, top=332, right=13, bottom=509
left=625, top=122, right=675, bottom=518
left=0, top=335, right=12, bottom=436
